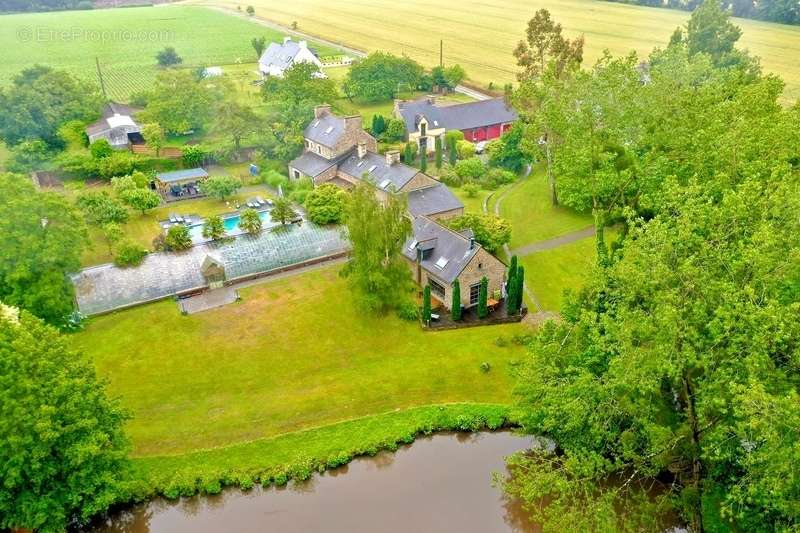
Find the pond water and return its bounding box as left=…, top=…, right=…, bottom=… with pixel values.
left=87, top=432, right=542, bottom=533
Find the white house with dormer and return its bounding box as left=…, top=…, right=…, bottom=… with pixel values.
left=258, top=37, right=324, bottom=78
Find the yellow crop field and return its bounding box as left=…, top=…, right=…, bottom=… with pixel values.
left=192, top=0, right=800, bottom=102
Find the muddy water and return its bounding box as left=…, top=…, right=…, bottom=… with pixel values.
left=90, top=432, right=541, bottom=533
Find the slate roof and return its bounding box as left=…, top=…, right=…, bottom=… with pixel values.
left=304, top=113, right=347, bottom=147
left=338, top=151, right=419, bottom=191
left=85, top=102, right=141, bottom=145
left=156, top=168, right=209, bottom=184
left=290, top=151, right=337, bottom=178
left=397, top=98, right=517, bottom=134
left=259, top=40, right=303, bottom=71
left=406, top=183, right=464, bottom=218
left=402, top=216, right=480, bottom=284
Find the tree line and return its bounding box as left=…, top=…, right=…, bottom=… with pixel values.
left=505, top=0, right=800, bottom=531
left=602, top=0, right=799, bottom=25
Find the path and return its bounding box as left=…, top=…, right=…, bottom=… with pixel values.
left=509, top=226, right=595, bottom=256
left=204, top=5, right=493, bottom=101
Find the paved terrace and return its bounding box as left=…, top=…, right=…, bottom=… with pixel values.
left=72, top=222, right=349, bottom=315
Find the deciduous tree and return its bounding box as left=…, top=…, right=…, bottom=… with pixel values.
left=446, top=213, right=511, bottom=254
left=120, top=188, right=161, bottom=215
left=141, top=122, right=165, bottom=157
left=201, top=214, right=226, bottom=241
left=270, top=197, right=298, bottom=225
left=305, top=183, right=346, bottom=224
left=239, top=208, right=262, bottom=234
left=251, top=36, right=267, bottom=59
left=156, top=46, right=182, bottom=67
left=165, top=224, right=192, bottom=250
left=343, top=52, right=424, bottom=100
left=203, top=175, right=242, bottom=201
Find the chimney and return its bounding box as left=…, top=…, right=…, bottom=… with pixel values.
left=469, top=237, right=475, bottom=250
left=299, top=40, right=308, bottom=49
left=385, top=150, right=400, bottom=165
left=314, top=104, right=331, bottom=119
left=357, top=141, right=367, bottom=159
left=283, top=36, right=291, bottom=44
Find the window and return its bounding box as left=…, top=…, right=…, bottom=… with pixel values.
left=469, top=283, right=480, bottom=305
left=305, top=140, right=311, bottom=148
left=316, top=145, right=321, bottom=154
left=429, top=278, right=446, bottom=299
left=293, top=169, right=301, bottom=179
left=420, top=122, right=427, bottom=136
left=434, top=257, right=449, bottom=269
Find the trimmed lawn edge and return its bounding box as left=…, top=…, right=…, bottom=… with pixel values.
left=116, top=403, right=517, bottom=504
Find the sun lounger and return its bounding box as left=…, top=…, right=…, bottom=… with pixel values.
left=169, top=213, right=177, bottom=223
left=256, top=196, right=266, bottom=206
left=265, top=198, right=274, bottom=206
left=175, top=214, right=184, bottom=223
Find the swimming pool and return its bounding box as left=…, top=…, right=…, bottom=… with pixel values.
left=188, top=209, right=271, bottom=242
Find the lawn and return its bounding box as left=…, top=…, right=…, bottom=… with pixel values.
left=204, top=0, right=800, bottom=103
left=0, top=141, right=8, bottom=171
left=71, top=264, right=529, bottom=457
left=76, top=183, right=275, bottom=266
left=500, top=165, right=593, bottom=249
left=0, top=6, right=340, bottom=101
left=452, top=185, right=492, bottom=214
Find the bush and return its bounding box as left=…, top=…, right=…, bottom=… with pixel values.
left=396, top=300, right=420, bottom=321
left=305, top=183, right=346, bottom=225
left=165, top=225, right=192, bottom=251
left=96, top=151, right=140, bottom=180
left=446, top=213, right=511, bottom=254
left=263, top=170, right=289, bottom=190
left=90, top=139, right=113, bottom=159
left=462, top=182, right=479, bottom=198
left=480, top=361, right=491, bottom=373
left=76, top=191, right=129, bottom=225
left=481, top=167, right=515, bottom=190
left=456, top=140, right=475, bottom=159
left=239, top=208, right=263, bottom=234
left=384, top=118, right=407, bottom=142
left=438, top=164, right=462, bottom=187
left=156, top=46, right=182, bottom=67
left=454, top=157, right=485, bottom=181
left=114, top=241, right=147, bottom=267
left=288, top=189, right=309, bottom=204
left=181, top=145, right=205, bottom=167
left=444, top=130, right=465, bottom=145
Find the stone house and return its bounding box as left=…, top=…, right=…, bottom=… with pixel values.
left=288, top=105, right=507, bottom=311
left=394, top=96, right=518, bottom=153
left=85, top=102, right=142, bottom=150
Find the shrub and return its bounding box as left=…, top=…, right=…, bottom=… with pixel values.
left=288, top=189, right=309, bottom=204
left=165, top=225, right=192, bottom=251
left=239, top=208, right=263, bottom=234
left=113, top=241, right=147, bottom=267
left=90, top=139, right=113, bottom=159
left=446, top=213, right=511, bottom=254
left=270, top=198, right=298, bottom=225
left=438, top=164, right=462, bottom=187
left=202, top=215, right=226, bottom=241
left=96, top=151, right=140, bottom=180
left=120, top=188, right=161, bottom=214
left=480, top=361, right=491, bottom=373
left=454, top=157, right=485, bottom=180
left=456, top=140, right=475, bottom=159
left=156, top=46, right=182, bottom=67
left=246, top=5, right=254, bottom=15
left=181, top=144, right=205, bottom=167
left=76, top=190, right=129, bottom=225
left=481, top=167, right=516, bottom=190
left=305, top=183, right=346, bottom=225
left=494, top=336, right=508, bottom=347
left=462, top=182, right=479, bottom=198
left=444, top=130, right=465, bottom=145
left=151, top=233, right=167, bottom=252
left=396, top=300, right=420, bottom=321
left=385, top=118, right=406, bottom=142
left=264, top=170, right=289, bottom=190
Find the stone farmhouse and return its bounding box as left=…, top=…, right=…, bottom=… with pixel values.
left=289, top=105, right=507, bottom=311
left=394, top=96, right=518, bottom=154
left=258, top=37, right=323, bottom=78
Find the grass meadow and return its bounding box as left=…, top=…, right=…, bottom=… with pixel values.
left=0, top=6, right=338, bottom=100
left=204, top=0, right=800, bottom=102
left=71, top=264, right=528, bottom=457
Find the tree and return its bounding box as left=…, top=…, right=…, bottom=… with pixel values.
left=487, top=122, right=527, bottom=172
left=419, top=148, right=428, bottom=172
left=682, top=0, right=753, bottom=70
left=448, top=135, right=458, bottom=165
left=239, top=208, right=263, bottom=234
left=141, top=122, right=165, bottom=157
left=156, top=46, right=182, bottom=67
left=262, top=62, right=337, bottom=111
left=102, top=222, right=124, bottom=254
left=477, top=276, right=488, bottom=318
left=505, top=176, right=800, bottom=531
left=451, top=279, right=462, bottom=321
left=385, top=118, right=406, bottom=142
left=454, top=157, right=485, bottom=180
left=446, top=213, right=511, bottom=254
left=343, top=51, right=425, bottom=100
left=140, top=70, right=213, bottom=134
left=512, top=265, right=524, bottom=312
left=165, top=225, right=192, bottom=250
left=0, top=66, right=102, bottom=147
left=0, top=309, right=130, bottom=532
left=506, top=255, right=520, bottom=314
left=203, top=175, right=242, bottom=200
left=76, top=190, right=129, bottom=225
left=113, top=241, right=147, bottom=267
left=371, top=114, right=386, bottom=135
left=246, top=5, right=254, bottom=15
left=456, top=140, right=476, bottom=159
left=251, top=36, right=267, bottom=59
left=403, top=142, right=415, bottom=164
left=0, top=174, right=87, bottom=324
left=202, top=214, right=226, bottom=241
left=216, top=99, right=258, bottom=150
left=422, top=285, right=432, bottom=323
left=513, top=8, right=584, bottom=83
left=270, top=197, right=298, bottom=225
left=182, top=144, right=205, bottom=167
left=120, top=188, right=161, bottom=215
left=305, top=183, right=346, bottom=224
left=434, top=136, right=443, bottom=169
left=341, top=183, right=413, bottom=313
left=90, top=138, right=113, bottom=159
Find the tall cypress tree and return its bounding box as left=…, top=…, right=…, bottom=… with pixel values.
left=451, top=279, right=462, bottom=321
left=448, top=136, right=458, bottom=165
left=422, top=285, right=432, bottom=323
left=477, top=276, right=489, bottom=318
left=513, top=265, right=525, bottom=313
left=420, top=148, right=428, bottom=172
left=404, top=142, right=414, bottom=164
left=435, top=136, right=443, bottom=168
left=507, top=255, right=519, bottom=313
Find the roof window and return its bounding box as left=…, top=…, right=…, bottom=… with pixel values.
left=434, top=257, right=449, bottom=269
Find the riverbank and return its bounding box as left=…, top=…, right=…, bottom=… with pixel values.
left=106, top=403, right=518, bottom=509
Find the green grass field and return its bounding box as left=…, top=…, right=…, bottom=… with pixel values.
left=71, top=265, right=528, bottom=456
left=0, top=6, right=338, bottom=100
left=500, top=166, right=593, bottom=249
left=208, top=0, right=800, bottom=102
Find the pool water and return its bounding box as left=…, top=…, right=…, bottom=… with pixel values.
left=189, top=210, right=271, bottom=242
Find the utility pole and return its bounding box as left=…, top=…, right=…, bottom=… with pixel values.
left=95, top=57, right=108, bottom=102
left=439, top=39, right=443, bottom=67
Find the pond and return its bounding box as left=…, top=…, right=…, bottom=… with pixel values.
left=86, top=432, right=542, bottom=533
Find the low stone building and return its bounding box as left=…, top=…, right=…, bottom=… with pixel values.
left=403, top=216, right=506, bottom=310
left=85, top=102, right=141, bottom=150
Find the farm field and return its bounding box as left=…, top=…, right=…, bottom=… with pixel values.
left=0, top=6, right=339, bottom=100
left=70, top=264, right=529, bottom=456
left=204, top=0, right=800, bottom=102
